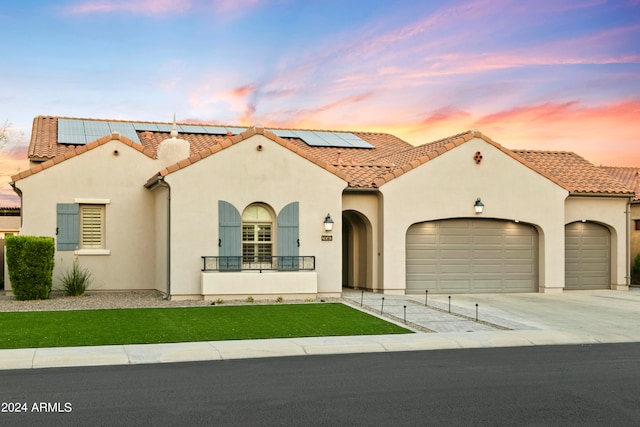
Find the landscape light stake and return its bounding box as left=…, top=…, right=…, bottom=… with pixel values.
left=404, top=305, right=407, bottom=323
left=425, top=289, right=428, bottom=306
left=448, top=296, right=451, bottom=313
left=476, top=304, right=479, bottom=321
left=361, top=290, right=364, bottom=306
left=381, top=297, right=385, bottom=314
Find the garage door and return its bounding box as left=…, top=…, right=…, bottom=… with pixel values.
left=565, top=222, right=610, bottom=290
left=406, top=219, right=538, bottom=293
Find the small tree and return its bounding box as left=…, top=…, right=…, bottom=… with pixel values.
left=6, top=236, right=55, bottom=300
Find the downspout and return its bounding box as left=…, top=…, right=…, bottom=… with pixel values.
left=626, top=197, right=632, bottom=288
left=160, top=178, right=172, bottom=300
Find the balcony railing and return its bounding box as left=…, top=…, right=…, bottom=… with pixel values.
left=201, top=256, right=315, bottom=272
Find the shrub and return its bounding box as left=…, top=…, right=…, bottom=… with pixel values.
left=632, top=253, right=640, bottom=285
left=6, top=236, right=55, bottom=300
left=246, top=296, right=254, bottom=303
left=58, top=259, right=92, bottom=296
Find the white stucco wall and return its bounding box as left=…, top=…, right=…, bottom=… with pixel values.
left=380, top=137, right=569, bottom=294
left=11, top=139, right=160, bottom=292
left=162, top=134, right=346, bottom=298
left=565, top=196, right=631, bottom=288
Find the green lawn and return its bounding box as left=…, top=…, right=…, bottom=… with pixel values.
left=0, top=303, right=411, bottom=349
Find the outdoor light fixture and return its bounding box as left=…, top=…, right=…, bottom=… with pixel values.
left=474, top=198, right=485, bottom=214
left=323, top=214, right=334, bottom=232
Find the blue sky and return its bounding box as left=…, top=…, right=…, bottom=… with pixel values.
left=1, top=0, right=639, bottom=204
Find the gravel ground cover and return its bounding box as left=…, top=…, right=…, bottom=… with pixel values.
left=0, top=291, right=328, bottom=312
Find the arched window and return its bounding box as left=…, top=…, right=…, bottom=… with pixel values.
left=242, top=204, right=273, bottom=264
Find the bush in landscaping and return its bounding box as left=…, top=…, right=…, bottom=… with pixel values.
left=632, top=253, right=640, bottom=285
left=5, top=236, right=55, bottom=300
left=58, top=259, right=93, bottom=296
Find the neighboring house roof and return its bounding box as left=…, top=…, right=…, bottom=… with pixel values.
left=0, top=216, right=20, bottom=232
left=17, top=116, right=636, bottom=197
left=600, top=166, right=640, bottom=202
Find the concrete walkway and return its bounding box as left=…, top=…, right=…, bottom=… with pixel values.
left=2, top=288, right=640, bottom=370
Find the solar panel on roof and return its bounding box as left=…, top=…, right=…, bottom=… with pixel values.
left=178, top=125, right=208, bottom=134
left=270, top=129, right=298, bottom=138
left=83, top=121, right=111, bottom=141
left=201, top=126, right=229, bottom=135
left=134, top=123, right=159, bottom=132
left=281, top=130, right=373, bottom=149
left=155, top=124, right=173, bottom=133
left=335, top=132, right=373, bottom=149
left=226, top=127, right=248, bottom=135
left=107, top=122, right=141, bottom=144
left=58, top=119, right=88, bottom=145
left=314, top=132, right=353, bottom=148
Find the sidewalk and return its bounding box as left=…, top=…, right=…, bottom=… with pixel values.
left=2, top=288, right=640, bottom=370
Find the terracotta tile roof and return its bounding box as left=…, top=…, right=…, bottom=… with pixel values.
left=21, top=116, right=636, bottom=197
left=514, top=151, right=635, bottom=196
left=13, top=131, right=152, bottom=182
left=600, top=166, right=640, bottom=201
left=145, top=127, right=351, bottom=187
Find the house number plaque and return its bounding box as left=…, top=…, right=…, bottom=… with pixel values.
left=321, top=235, right=333, bottom=241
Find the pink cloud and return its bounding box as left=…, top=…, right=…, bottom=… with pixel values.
left=66, top=0, right=193, bottom=15
left=66, top=0, right=264, bottom=17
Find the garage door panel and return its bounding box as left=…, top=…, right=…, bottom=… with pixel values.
left=473, top=235, right=503, bottom=244
left=407, top=219, right=538, bottom=293
left=564, top=222, right=610, bottom=290
left=472, top=280, right=503, bottom=291
left=504, top=263, right=535, bottom=274
left=440, top=249, right=471, bottom=259
left=506, top=249, right=535, bottom=259
left=440, top=263, right=471, bottom=274
left=504, top=279, right=535, bottom=290
left=439, top=279, right=472, bottom=291
left=473, top=249, right=502, bottom=259
left=440, top=235, right=472, bottom=245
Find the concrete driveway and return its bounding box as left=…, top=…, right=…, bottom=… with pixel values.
left=343, top=287, right=640, bottom=345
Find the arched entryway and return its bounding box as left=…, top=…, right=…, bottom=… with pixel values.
left=565, top=221, right=611, bottom=290
left=342, top=210, right=372, bottom=289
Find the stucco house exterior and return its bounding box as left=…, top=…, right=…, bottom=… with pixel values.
left=7, top=116, right=636, bottom=299
left=602, top=166, right=640, bottom=282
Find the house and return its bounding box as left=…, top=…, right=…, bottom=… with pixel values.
left=601, top=166, right=640, bottom=281
left=6, top=115, right=636, bottom=299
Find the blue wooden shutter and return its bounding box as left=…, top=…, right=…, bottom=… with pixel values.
left=277, top=202, right=299, bottom=271
left=218, top=200, right=241, bottom=271
left=56, top=203, right=79, bottom=251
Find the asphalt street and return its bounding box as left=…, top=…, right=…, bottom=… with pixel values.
left=2, top=343, right=640, bottom=426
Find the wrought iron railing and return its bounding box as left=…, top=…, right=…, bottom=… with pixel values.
left=201, top=256, right=315, bottom=272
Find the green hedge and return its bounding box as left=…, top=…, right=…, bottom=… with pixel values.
left=5, top=236, right=55, bottom=300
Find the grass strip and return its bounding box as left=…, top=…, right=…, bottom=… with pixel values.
left=0, top=303, right=411, bottom=349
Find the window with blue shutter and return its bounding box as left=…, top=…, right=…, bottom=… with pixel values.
left=277, top=202, right=299, bottom=271
left=218, top=200, right=241, bottom=271
left=56, top=203, right=79, bottom=251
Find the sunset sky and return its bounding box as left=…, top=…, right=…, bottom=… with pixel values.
left=1, top=0, right=639, bottom=205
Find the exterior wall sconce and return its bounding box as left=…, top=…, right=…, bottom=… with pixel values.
left=323, top=214, right=334, bottom=232
left=474, top=198, right=485, bottom=214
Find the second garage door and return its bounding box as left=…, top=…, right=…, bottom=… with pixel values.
left=406, top=219, right=538, bottom=293
left=565, top=222, right=610, bottom=290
